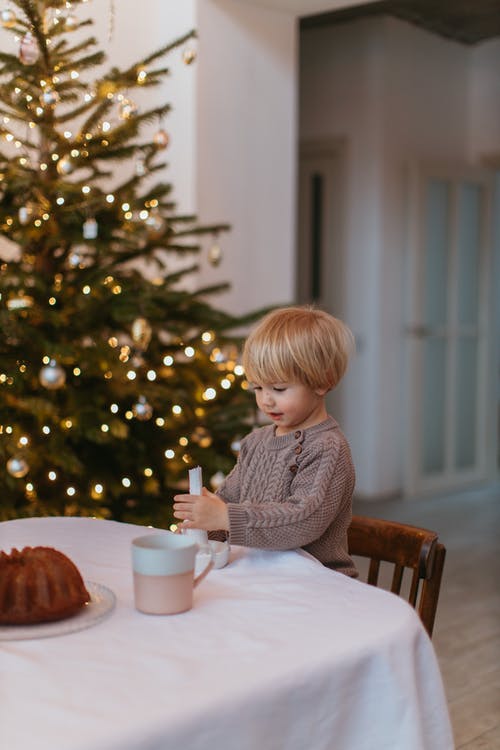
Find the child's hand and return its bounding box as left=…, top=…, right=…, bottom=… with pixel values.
left=173, top=487, right=229, bottom=532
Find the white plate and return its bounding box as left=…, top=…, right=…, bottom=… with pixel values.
left=0, top=581, right=116, bottom=642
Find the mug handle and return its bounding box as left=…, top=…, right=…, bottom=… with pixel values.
left=194, top=554, right=213, bottom=587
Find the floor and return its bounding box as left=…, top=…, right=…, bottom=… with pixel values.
left=354, top=483, right=500, bottom=750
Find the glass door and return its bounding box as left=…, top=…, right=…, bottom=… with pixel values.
left=405, top=167, right=495, bottom=494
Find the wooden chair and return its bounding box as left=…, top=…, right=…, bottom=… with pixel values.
left=347, top=515, right=446, bottom=637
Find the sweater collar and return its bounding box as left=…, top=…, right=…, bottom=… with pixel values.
left=264, top=415, right=337, bottom=450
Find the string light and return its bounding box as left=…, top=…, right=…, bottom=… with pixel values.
left=164, top=449, right=175, bottom=459
left=172, top=405, right=182, bottom=415
left=48, top=471, right=57, bottom=480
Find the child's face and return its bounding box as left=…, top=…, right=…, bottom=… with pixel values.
left=250, top=381, right=328, bottom=435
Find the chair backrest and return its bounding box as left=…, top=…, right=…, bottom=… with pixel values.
left=347, top=514, right=446, bottom=637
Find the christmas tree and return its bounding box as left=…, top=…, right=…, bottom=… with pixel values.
left=0, top=0, right=259, bottom=526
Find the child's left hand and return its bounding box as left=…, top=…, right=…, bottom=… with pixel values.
left=173, top=487, right=229, bottom=532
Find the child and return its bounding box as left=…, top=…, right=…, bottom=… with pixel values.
left=173, top=306, right=357, bottom=576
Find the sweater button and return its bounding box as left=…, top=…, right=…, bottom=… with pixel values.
left=294, top=430, right=301, bottom=439
left=289, top=464, right=298, bottom=473
left=294, top=445, right=302, bottom=454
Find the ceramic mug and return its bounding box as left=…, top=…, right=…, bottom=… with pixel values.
left=131, top=532, right=213, bottom=615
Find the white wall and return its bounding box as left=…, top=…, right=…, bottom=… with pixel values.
left=195, top=0, right=297, bottom=314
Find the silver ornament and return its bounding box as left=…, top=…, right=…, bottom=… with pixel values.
left=57, top=155, right=73, bottom=175
left=19, top=32, right=39, bottom=65
left=1, top=9, right=16, bottom=27
left=83, top=218, right=98, bottom=240
left=135, top=156, right=146, bottom=176
left=208, top=243, right=222, bottom=267
left=18, top=206, right=32, bottom=225
left=119, top=98, right=138, bottom=120
left=131, top=317, right=152, bottom=350
left=153, top=129, right=169, bottom=149
left=7, top=456, right=29, bottom=478
left=39, top=359, right=66, bottom=389
left=40, top=87, right=60, bottom=107
left=132, top=396, right=153, bottom=421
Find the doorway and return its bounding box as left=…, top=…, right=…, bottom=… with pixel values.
left=297, top=138, right=347, bottom=423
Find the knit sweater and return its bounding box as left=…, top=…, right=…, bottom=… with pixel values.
left=216, top=416, right=357, bottom=577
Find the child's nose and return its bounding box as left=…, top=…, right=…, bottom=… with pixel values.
left=262, top=390, right=274, bottom=406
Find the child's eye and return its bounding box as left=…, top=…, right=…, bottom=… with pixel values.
left=251, top=384, right=262, bottom=391
left=273, top=387, right=286, bottom=392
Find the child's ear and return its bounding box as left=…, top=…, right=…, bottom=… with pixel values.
left=315, top=387, right=329, bottom=396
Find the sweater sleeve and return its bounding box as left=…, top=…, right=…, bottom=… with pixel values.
left=226, top=437, right=354, bottom=550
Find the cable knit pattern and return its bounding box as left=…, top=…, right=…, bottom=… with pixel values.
left=216, top=416, right=357, bottom=577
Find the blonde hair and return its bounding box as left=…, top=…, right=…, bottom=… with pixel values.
left=242, top=306, right=354, bottom=392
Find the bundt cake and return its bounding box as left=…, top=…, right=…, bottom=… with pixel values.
left=0, top=546, right=90, bottom=625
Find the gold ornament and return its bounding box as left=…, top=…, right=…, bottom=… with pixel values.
left=131, top=317, right=152, bottom=350
left=64, top=14, right=78, bottom=31
left=145, top=209, right=165, bottom=240
left=208, top=243, right=222, bottom=267
left=39, top=359, right=66, bottom=389
left=182, top=48, right=196, bottom=65
left=7, top=456, right=29, bottom=478
left=1, top=9, right=16, bottom=27
left=98, top=80, right=117, bottom=99
left=153, top=129, right=169, bottom=149
left=19, top=32, right=39, bottom=65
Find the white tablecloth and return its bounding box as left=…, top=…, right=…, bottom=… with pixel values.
left=0, top=517, right=454, bottom=750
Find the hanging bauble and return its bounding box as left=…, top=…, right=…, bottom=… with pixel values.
left=230, top=438, right=241, bottom=455
left=7, top=456, right=29, bottom=478
left=1, top=8, right=16, bottom=27
left=145, top=210, right=165, bottom=240
left=132, top=396, right=153, bottom=421
left=131, top=317, right=152, bottom=350
left=83, top=218, right=98, bottom=240
left=18, top=205, right=32, bottom=225
left=57, top=155, right=73, bottom=175
left=182, top=48, right=196, bottom=65
left=19, top=32, right=39, bottom=65
left=64, top=14, right=78, bottom=31
left=208, top=243, right=222, bottom=267
left=119, top=98, right=138, bottom=120
left=39, top=359, right=66, bottom=390
left=40, top=87, right=60, bottom=107
left=135, top=155, right=146, bottom=177
left=153, top=129, right=169, bottom=149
